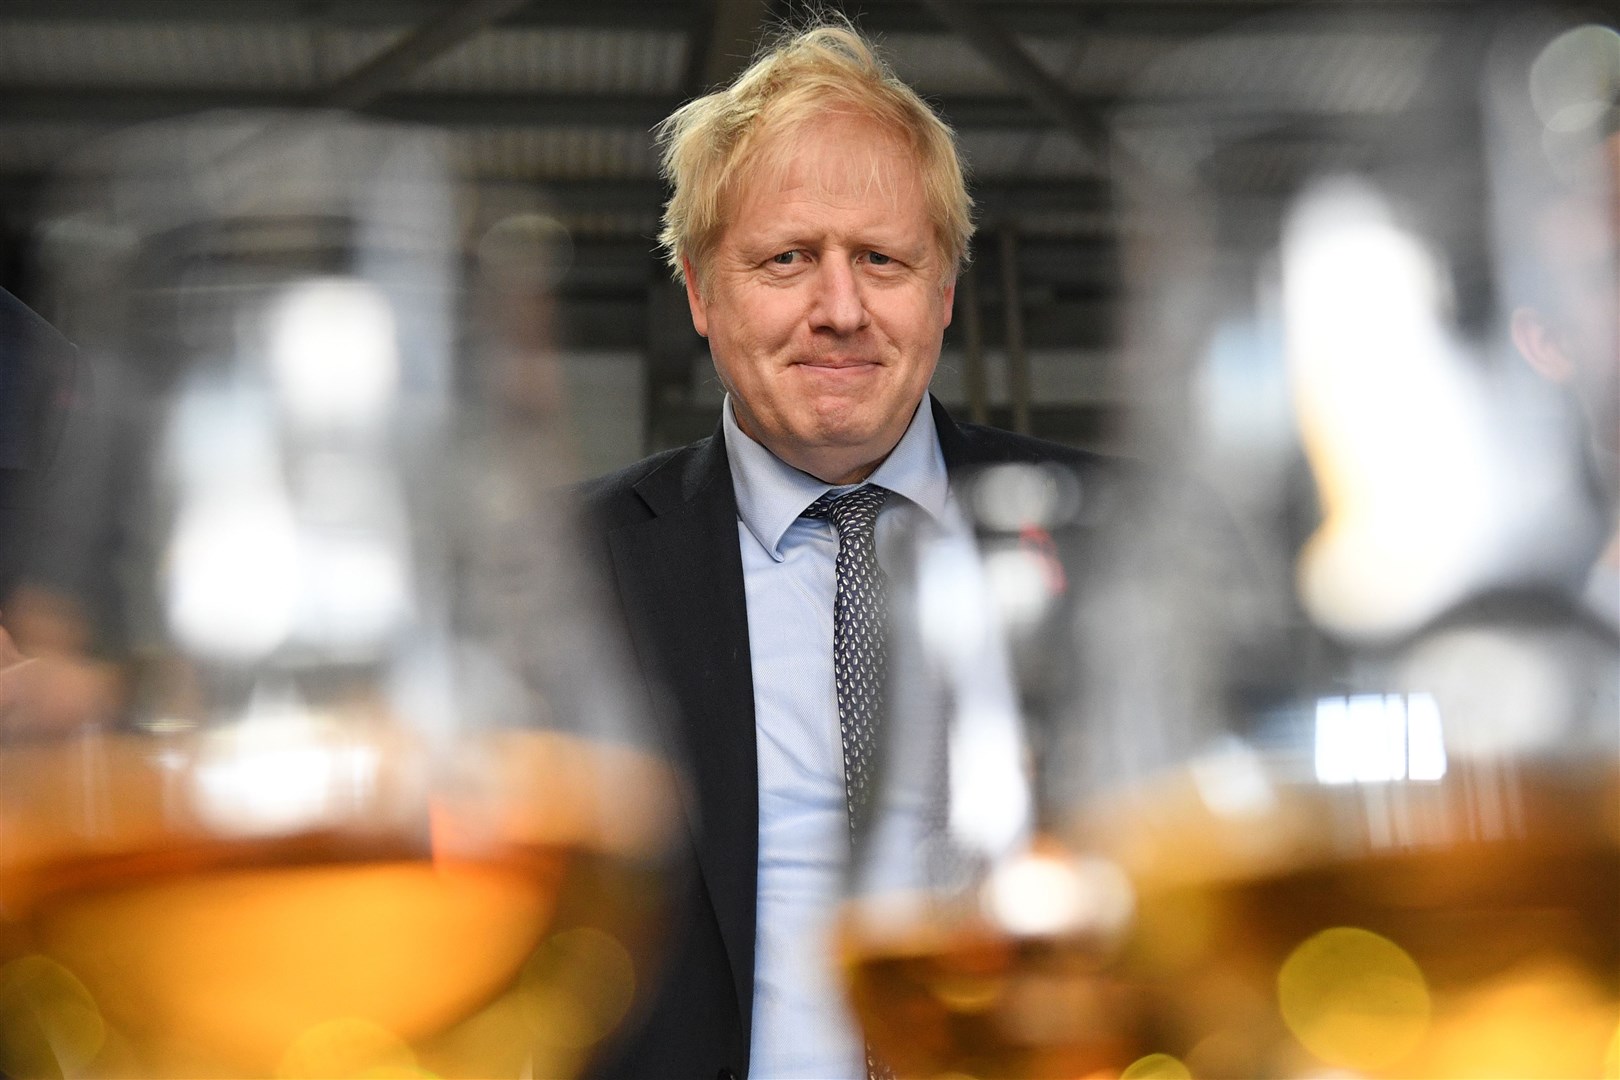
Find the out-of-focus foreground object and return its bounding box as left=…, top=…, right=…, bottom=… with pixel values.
left=840, top=6, right=1617, bottom=1078
left=1084, top=4, right=1619, bottom=1077
left=0, top=112, right=678, bottom=1080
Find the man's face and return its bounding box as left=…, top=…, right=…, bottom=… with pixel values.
left=685, top=112, right=955, bottom=484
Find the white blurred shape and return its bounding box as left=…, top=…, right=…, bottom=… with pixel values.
left=917, top=534, right=995, bottom=665
left=915, top=530, right=1035, bottom=858
left=1284, top=180, right=1498, bottom=638
left=167, top=486, right=300, bottom=660
left=165, top=379, right=281, bottom=492
left=1352, top=693, right=1409, bottom=782
left=1314, top=696, right=1356, bottom=785
left=268, top=277, right=399, bottom=428
left=192, top=689, right=381, bottom=836
left=1203, top=318, right=1292, bottom=449
left=1402, top=628, right=1572, bottom=758
left=282, top=452, right=413, bottom=651
left=1405, top=692, right=1448, bottom=781
left=971, top=463, right=1078, bottom=531
left=1190, top=740, right=1277, bottom=816
left=983, top=851, right=1134, bottom=939
left=984, top=547, right=1054, bottom=630
left=1313, top=692, right=1448, bottom=784
left=297, top=528, right=411, bottom=651
left=1197, top=315, right=1294, bottom=511
left=948, top=702, right=1032, bottom=858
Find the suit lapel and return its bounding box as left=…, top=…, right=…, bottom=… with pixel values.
left=932, top=393, right=975, bottom=474
left=605, top=435, right=758, bottom=1034
left=599, top=398, right=1017, bottom=1052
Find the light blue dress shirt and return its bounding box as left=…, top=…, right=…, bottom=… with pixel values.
left=722, top=395, right=952, bottom=1080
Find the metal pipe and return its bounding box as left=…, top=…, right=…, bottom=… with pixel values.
left=959, top=266, right=990, bottom=426
left=318, top=0, right=534, bottom=111
left=998, top=228, right=1031, bottom=435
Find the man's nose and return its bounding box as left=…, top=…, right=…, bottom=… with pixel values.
left=809, top=259, right=870, bottom=334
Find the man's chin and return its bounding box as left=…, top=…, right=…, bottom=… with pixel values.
left=788, top=425, right=910, bottom=484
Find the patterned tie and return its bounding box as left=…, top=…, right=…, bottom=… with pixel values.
left=803, top=484, right=891, bottom=842
left=805, top=484, right=895, bottom=1080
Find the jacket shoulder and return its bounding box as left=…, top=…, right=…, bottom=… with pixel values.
left=949, top=419, right=1115, bottom=473
left=574, top=438, right=713, bottom=530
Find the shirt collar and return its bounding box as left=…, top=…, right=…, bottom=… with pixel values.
left=723, top=394, right=951, bottom=562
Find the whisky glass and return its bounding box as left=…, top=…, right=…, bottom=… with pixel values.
left=1086, top=9, right=1619, bottom=1077
left=837, top=462, right=1147, bottom=1078
left=0, top=114, right=678, bottom=1080
left=842, top=9, right=1618, bottom=1078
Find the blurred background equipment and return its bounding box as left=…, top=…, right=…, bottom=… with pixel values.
left=8, top=0, right=1620, bottom=469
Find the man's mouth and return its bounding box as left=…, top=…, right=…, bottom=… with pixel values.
left=798, top=358, right=878, bottom=370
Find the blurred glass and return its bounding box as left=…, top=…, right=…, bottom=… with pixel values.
left=0, top=113, right=677, bottom=1080
left=837, top=461, right=1144, bottom=1077
left=842, top=8, right=1617, bottom=1079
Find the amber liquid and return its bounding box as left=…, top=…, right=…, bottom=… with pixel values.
left=0, top=732, right=673, bottom=1080
left=842, top=920, right=1146, bottom=1078
left=841, top=765, right=1620, bottom=1079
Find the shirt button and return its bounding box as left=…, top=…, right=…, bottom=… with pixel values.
left=716, top=1069, right=738, bottom=1080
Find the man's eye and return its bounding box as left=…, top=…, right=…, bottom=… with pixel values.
left=771, top=251, right=800, bottom=265
left=866, top=252, right=893, bottom=265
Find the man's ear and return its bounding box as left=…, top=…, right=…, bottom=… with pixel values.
left=941, top=274, right=956, bottom=330
left=682, top=257, right=708, bottom=338
left=1511, top=306, right=1575, bottom=382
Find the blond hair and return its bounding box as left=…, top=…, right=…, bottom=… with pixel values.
left=655, top=20, right=972, bottom=286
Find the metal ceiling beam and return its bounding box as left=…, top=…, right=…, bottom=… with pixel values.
left=0, top=172, right=1123, bottom=219
left=533, top=176, right=1119, bottom=224
left=855, top=0, right=1488, bottom=36
left=917, top=0, right=1109, bottom=161
left=0, top=0, right=692, bottom=29
left=0, top=86, right=1051, bottom=129
left=0, top=0, right=1495, bottom=34
left=316, top=0, right=534, bottom=110
left=1, top=163, right=1435, bottom=233
left=0, top=84, right=1441, bottom=131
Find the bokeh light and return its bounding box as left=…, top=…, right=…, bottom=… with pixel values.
left=1120, top=1052, right=1191, bottom=1079
left=1277, top=926, right=1431, bottom=1070
left=0, top=954, right=105, bottom=1078
left=275, top=1017, right=420, bottom=1079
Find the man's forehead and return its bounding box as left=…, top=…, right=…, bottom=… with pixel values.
left=735, top=112, right=921, bottom=200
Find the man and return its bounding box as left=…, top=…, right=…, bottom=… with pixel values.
left=581, top=22, right=1105, bottom=1079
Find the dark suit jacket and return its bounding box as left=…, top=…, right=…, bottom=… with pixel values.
left=579, top=397, right=1109, bottom=1080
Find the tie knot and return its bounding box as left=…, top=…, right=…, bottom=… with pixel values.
left=804, top=485, right=889, bottom=536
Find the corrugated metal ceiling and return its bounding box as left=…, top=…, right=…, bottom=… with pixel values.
left=0, top=0, right=1604, bottom=378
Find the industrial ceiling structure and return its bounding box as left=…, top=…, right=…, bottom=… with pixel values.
left=1, top=0, right=1615, bottom=459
